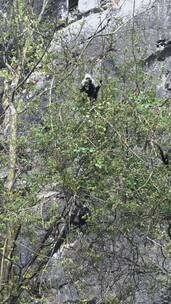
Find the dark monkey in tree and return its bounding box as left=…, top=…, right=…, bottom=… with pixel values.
left=146, top=140, right=171, bottom=165
left=80, top=74, right=102, bottom=101
left=70, top=202, right=91, bottom=228
left=156, top=39, right=171, bottom=51
left=153, top=141, right=171, bottom=165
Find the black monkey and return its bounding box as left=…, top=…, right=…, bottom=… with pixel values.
left=144, top=39, right=171, bottom=66
left=156, top=39, right=171, bottom=61
left=145, top=140, right=171, bottom=166
left=156, top=39, right=167, bottom=51
left=156, top=39, right=171, bottom=51
left=70, top=202, right=91, bottom=228
left=153, top=141, right=171, bottom=165
left=167, top=222, right=171, bottom=240
left=80, top=73, right=101, bottom=101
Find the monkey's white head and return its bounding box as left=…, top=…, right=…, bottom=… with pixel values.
left=156, top=39, right=166, bottom=52
left=82, top=73, right=95, bottom=86
left=84, top=73, right=92, bottom=80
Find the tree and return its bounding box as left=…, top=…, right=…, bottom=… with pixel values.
left=0, top=1, right=63, bottom=302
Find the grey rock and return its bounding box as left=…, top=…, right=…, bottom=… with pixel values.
left=78, top=0, right=101, bottom=13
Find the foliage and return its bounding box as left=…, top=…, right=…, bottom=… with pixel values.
left=0, top=1, right=170, bottom=304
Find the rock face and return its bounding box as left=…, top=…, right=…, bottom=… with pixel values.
left=78, top=0, right=101, bottom=13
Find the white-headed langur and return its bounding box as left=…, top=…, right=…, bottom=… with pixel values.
left=156, top=39, right=171, bottom=51
left=156, top=39, right=167, bottom=51
left=80, top=73, right=102, bottom=101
